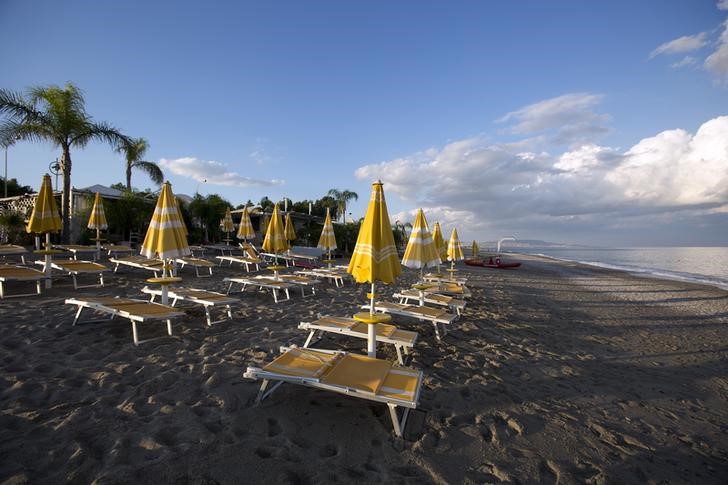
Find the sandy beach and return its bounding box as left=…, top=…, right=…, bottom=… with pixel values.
left=1, top=253, right=727, bottom=484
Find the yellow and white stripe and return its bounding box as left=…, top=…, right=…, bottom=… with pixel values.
left=220, top=208, right=234, bottom=233
left=87, top=192, right=108, bottom=230
left=236, top=206, right=255, bottom=240
left=140, top=182, right=191, bottom=260
left=401, top=208, right=440, bottom=269
left=26, top=174, right=61, bottom=234
left=317, top=207, right=337, bottom=252
left=471, top=240, right=479, bottom=258
left=347, top=180, right=402, bottom=284
left=262, top=203, right=288, bottom=254
left=431, top=221, right=447, bottom=262
left=284, top=212, right=296, bottom=246
left=447, top=228, right=465, bottom=262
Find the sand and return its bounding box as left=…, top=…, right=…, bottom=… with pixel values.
left=1, top=254, right=727, bottom=484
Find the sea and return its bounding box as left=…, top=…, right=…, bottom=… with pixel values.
left=518, top=247, right=728, bottom=291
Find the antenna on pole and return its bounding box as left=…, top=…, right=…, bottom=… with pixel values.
left=49, top=159, right=61, bottom=191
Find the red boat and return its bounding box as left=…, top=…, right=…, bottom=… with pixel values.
left=464, top=256, right=521, bottom=269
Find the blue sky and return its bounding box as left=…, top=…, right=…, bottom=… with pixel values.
left=2, top=0, right=727, bottom=246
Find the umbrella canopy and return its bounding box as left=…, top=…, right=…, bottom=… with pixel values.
left=347, top=180, right=401, bottom=284
left=432, top=222, right=447, bottom=262
left=87, top=192, right=108, bottom=230
left=220, top=208, right=234, bottom=233
left=26, top=174, right=61, bottom=234
left=140, top=182, right=191, bottom=260
left=262, top=203, right=288, bottom=254
left=471, top=240, right=480, bottom=258
left=236, top=206, right=255, bottom=240
left=401, top=208, right=440, bottom=270
left=284, top=212, right=296, bottom=246
left=259, top=212, right=270, bottom=235
left=317, top=207, right=337, bottom=252
left=447, top=228, right=465, bottom=262
left=174, top=196, right=188, bottom=237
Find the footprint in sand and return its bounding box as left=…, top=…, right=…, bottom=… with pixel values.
left=267, top=417, right=282, bottom=437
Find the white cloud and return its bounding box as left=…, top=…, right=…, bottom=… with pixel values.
left=497, top=93, right=610, bottom=145
left=650, top=32, right=708, bottom=58
left=670, top=56, right=697, bottom=68
left=355, top=114, right=728, bottom=239
left=158, top=157, right=284, bottom=187
left=705, top=19, right=728, bottom=81
left=718, top=0, right=728, bottom=11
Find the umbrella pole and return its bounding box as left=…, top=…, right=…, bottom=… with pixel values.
left=96, top=228, right=101, bottom=260
left=161, top=259, right=169, bottom=305
left=368, top=282, right=376, bottom=357
left=43, top=233, right=53, bottom=289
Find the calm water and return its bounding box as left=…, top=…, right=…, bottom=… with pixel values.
left=520, top=247, right=728, bottom=290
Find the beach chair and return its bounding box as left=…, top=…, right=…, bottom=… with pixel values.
left=361, top=301, right=458, bottom=341
left=103, top=244, right=135, bottom=258
left=393, top=289, right=466, bottom=316
left=36, top=258, right=108, bottom=289
left=65, top=296, right=186, bottom=345
left=276, top=274, right=320, bottom=297
left=216, top=253, right=262, bottom=272
left=295, top=269, right=345, bottom=287
left=298, top=315, right=418, bottom=365
left=0, top=264, right=44, bottom=298
left=110, top=255, right=164, bottom=276
left=244, top=346, right=423, bottom=438
left=203, top=244, right=236, bottom=256
left=418, top=282, right=472, bottom=298
left=224, top=276, right=292, bottom=303
left=174, top=257, right=215, bottom=277
left=0, top=245, right=29, bottom=264
left=53, top=244, right=99, bottom=261
left=423, top=273, right=468, bottom=285
left=141, top=286, right=238, bottom=326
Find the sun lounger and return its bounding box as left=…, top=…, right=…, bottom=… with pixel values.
left=103, top=244, right=135, bottom=258
left=0, top=245, right=28, bottom=264
left=275, top=274, right=320, bottom=297
left=110, top=255, right=164, bottom=276
left=418, top=282, right=471, bottom=298
left=298, top=315, right=417, bottom=365
left=295, top=269, right=345, bottom=287
left=53, top=244, right=99, bottom=260
left=36, top=258, right=108, bottom=289
left=189, top=245, right=207, bottom=257
left=203, top=244, right=236, bottom=256
left=141, top=286, right=238, bottom=326
left=0, top=264, right=44, bottom=298
left=393, top=289, right=466, bottom=315
left=361, top=301, right=458, bottom=341
left=175, top=257, right=215, bottom=277
left=65, top=296, right=186, bottom=345
left=244, top=346, right=423, bottom=437
left=423, top=273, right=468, bottom=285
left=216, top=255, right=262, bottom=272
left=224, top=276, right=292, bottom=303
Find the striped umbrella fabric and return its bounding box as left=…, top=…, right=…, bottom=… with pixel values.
left=87, top=192, right=108, bottom=230
left=401, top=208, right=440, bottom=270
left=447, top=228, right=465, bottom=262
left=140, top=182, right=191, bottom=261
left=317, top=207, right=337, bottom=253
left=236, top=206, right=255, bottom=240
left=471, top=240, right=480, bottom=258
left=259, top=212, right=270, bottom=235
left=432, top=222, right=447, bottom=262
left=175, top=196, right=188, bottom=237
left=262, top=203, right=288, bottom=255
left=26, top=174, right=61, bottom=234
left=347, top=180, right=402, bottom=285
left=284, top=212, right=296, bottom=247
left=220, top=208, right=234, bottom=233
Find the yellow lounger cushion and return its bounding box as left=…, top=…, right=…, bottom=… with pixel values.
left=322, top=353, right=391, bottom=394
left=263, top=347, right=340, bottom=379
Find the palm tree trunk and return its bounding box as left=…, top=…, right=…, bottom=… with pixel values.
left=60, top=145, right=72, bottom=243
left=126, top=163, right=132, bottom=191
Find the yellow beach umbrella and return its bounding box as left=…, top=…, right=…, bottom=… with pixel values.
left=317, top=207, right=337, bottom=264
left=259, top=212, right=270, bottom=235
left=432, top=221, right=447, bottom=273
left=447, top=227, right=465, bottom=275
left=27, top=174, right=62, bottom=288
left=220, top=207, right=234, bottom=244
left=87, top=192, right=108, bottom=258
left=471, top=240, right=480, bottom=258
left=347, top=180, right=401, bottom=357
left=236, top=206, right=255, bottom=241
left=175, top=196, right=188, bottom=237
left=284, top=212, right=296, bottom=250
left=401, top=208, right=440, bottom=272
left=262, top=203, right=287, bottom=278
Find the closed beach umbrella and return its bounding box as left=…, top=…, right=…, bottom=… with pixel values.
left=87, top=192, right=108, bottom=258
left=471, top=240, right=479, bottom=258
left=432, top=221, right=447, bottom=273
left=317, top=207, right=337, bottom=261
left=262, top=203, right=287, bottom=277
left=347, top=180, right=402, bottom=357
left=236, top=206, right=255, bottom=241
left=220, top=207, right=234, bottom=244
left=447, top=228, right=465, bottom=273
left=401, top=208, right=440, bottom=273
left=27, top=174, right=62, bottom=288
left=284, top=212, right=296, bottom=249
left=175, top=196, right=188, bottom=237
left=259, top=212, right=270, bottom=235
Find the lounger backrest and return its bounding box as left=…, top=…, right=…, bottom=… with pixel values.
left=263, top=347, right=340, bottom=378
left=321, top=353, right=391, bottom=394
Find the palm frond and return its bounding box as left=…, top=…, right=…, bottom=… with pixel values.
left=0, top=89, right=42, bottom=120
left=71, top=120, right=129, bottom=148
left=132, top=160, right=164, bottom=185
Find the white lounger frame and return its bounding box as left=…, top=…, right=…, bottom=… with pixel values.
left=393, top=290, right=466, bottom=316
left=110, top=257, right=163, bottom=277
left=175, top=257, right=214, bottom=277
left=245, top=346, right=422, bottom=438
left=225, top=277, right=292, bottom=303
left=295, top=269, right=346, bottom=287
left=0, top=267, right=44, bottom=299
left=361, top=302, right=458, bottom=341
left=216, top=255, right=261, bottom=272
left=141, top=286, right=236, bottom=326
left=35, top=260, right=108, bottom=289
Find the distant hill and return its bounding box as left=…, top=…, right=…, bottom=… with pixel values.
left=477, top=239, right=593, bottom=251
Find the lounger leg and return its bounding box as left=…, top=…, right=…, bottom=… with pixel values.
left=205, top=307, right=212, bottom=326
left=0, top=282, right=4, bottom=299
left=167, top=319, right=173, bottom=336
left=72, top=306, right=84, bottom=326
left=433, top=322, right=442, bottom=341
left=132, top=321, right=139, bottom=345
left=272, top=289, right=279, bottom=303
left=303, top=330, right=316, bottom=348
left=226, top=305, right=232, bottom=320
left=388, top=404, right=410, bottom=438
left=395, top=345, right=404, bottom=365
left=255, top=379, right=270, bottom=404
left=99, top=273, right=104, bottom=287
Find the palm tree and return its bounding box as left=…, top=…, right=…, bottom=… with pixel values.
left=0, top=83, right=128, bottom=242
left=116, top=137, right=163, bottom=191
left=326, top=188, right=358, bottom=223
